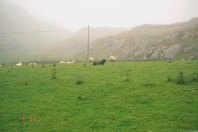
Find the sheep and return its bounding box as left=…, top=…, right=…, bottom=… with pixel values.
left=59, top=60, right=65, bottom=64
left=16, top=61, right=22, bottom=66
left=29, top=62, right=37, bottom=65
left=93, top=59, right=106, bottom=65
left=88, top=57, right=94, bottom=62
left=109, top=56, right=116, bottom=62
left=66, top=60, right=75, bottom=64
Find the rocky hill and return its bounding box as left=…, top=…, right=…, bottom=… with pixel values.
left=78, top=18, right=198, bottom=61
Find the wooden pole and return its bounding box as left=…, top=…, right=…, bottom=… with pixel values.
left=87, top=25, right=89, bottom=61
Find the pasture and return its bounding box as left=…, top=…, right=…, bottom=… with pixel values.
left=0, top=60, right=198, bottom=131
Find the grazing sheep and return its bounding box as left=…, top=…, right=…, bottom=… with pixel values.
left=109, top=56, right=116, bottom=62
left=93, top=59, right=106, bottom=65
left=29, top=62, right=37, bottom=65
left=59, top=60, right=65, bottom=64
left=16, top=61, right=22, bottom=66
left=67, top=60, right=75, bottom=64
left=88, top=57, right=94, bottom=62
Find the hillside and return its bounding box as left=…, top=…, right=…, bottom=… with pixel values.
left=48, top=27, right=127, bottom=60
left=1, top=0, right=197, bottom=62
left=76, top=18, right=198, bottom=60
left=0, top=0, right=72, bottom=62
left=0, top=0, right=127, bottom=63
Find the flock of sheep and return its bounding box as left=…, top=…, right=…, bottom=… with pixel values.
left=14, top=56, right=116, bottom=66
left=89, top=56, right=116, bottom=65
left=88, top=56, right=116, bottom=63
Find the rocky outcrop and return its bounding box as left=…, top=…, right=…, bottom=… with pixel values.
left=86, top=18, right=198, bottom=60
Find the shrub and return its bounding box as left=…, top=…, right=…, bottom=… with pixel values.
left=53, top=63, right=56, bottom=67
left=76, top=74, right=84, bottom=85
left=42, top=62, right=45, bottom=68
left=167, top=76, right=173, bottom=82
left=7, top=68, right=11, bottom=72
left=168, top=72, right=198, bottom=85
left=176, top=72, right=186, bottom=84
left=24, top=81, right=28, bottom=85
left=168, top=59, right=172, bottom=63
left=51, top=67, right=56, bottom=80
left=189, top=73, right=198, bottom=83
left=7, top=66, right=13, bottom=72
left=124, top=73, right=129, bottom=82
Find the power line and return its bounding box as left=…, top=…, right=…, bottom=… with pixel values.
left=0, top=29, right=73, bottom=35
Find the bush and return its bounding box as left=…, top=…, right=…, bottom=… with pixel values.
left=51, top=67, right=57, bottom=80
left=167, top=72, right=198, bottom=85
left=124, top=73, right=129, bottom=82
left=167, top=76, right=173, bottom=82
left=76, top=74, right=84, bottom=85
left=24, top=81, right=28, bottom=85
left=189, top=73, right=198, bottom=83
left=176, top=72, right=186, bottom=84
left=53, top=63, right=56, bottom=67
left=42, top=63, right=45, bottom=68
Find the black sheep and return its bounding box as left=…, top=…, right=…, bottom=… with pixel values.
left=93, top=59, right=106, bottom=65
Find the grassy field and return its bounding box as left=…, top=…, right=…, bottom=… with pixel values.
left=0, top=60, right=198, bottom=131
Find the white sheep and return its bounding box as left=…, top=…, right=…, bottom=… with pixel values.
left=67, top=60, right=75, bottom=64
left=88, top=57, right=94, bottom=62
left=109, top=56, right=116, bottom=62
left=59, top=60, right=65, bottom=64
left=29, top=62, right=37, bottom=65
left=16, top=61, right=22, bottom=66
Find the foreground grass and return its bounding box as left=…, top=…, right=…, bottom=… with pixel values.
left=0, top=60, right=197, bottom=131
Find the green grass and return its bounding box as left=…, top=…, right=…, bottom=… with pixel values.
left=0, top=61, right=198, bottom=131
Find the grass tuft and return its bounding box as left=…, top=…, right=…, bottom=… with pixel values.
left=123, top=72, right=130, bottom=82
left=24, top=81, right=28, bottom=85
left=167, top=76, right=173, bottom=82
left=76, top=74, right=84, bottom=85
left=41, top=62, right=45, bottom=68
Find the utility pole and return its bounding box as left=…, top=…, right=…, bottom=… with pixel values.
left=87, top=25, right=89, bottom=61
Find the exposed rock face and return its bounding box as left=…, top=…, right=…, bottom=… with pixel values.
left=124, top=32, right=197, bottom=60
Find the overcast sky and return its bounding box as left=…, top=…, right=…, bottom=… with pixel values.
left=7, top=0, right=198, bottom=30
